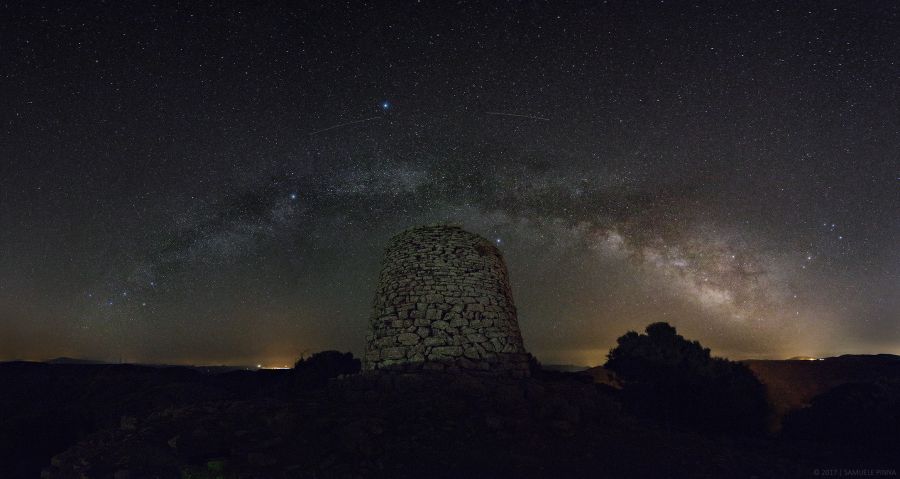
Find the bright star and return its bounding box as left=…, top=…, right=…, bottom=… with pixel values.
left=380, top=101, right=390, bottom=110
left=289, top=193, right=298, bottom=200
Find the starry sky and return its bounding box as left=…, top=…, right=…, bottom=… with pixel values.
left=1, top=1, right=898, bottom=366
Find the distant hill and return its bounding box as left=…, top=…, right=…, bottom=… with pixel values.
left=540, top=364, right=588, bottom=373
left=744, top=354, right=900, bottom=426
left=187, top=365, right=256, bottom=374
left=45, top=357, right=108, bottom=365
left=15, top=358, right=256, bottom=374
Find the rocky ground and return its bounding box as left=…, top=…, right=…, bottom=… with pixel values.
left=36, top=371, right=887, bottom=479
left=4, top=360, right=898, bottom=478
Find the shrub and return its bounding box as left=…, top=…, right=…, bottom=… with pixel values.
left=293, top=351, right=360, bottom=387
left=605, top=322, right=769, bottom=435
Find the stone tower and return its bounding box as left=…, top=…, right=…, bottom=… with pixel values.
left=365, top=224, right=530, bottom=376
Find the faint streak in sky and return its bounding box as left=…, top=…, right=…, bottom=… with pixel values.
left=309, top=116, right=383, bottom=135
left=486, top=112, right=550, bottom=121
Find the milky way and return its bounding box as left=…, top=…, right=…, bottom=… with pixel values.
left=1, top=1, right=897, bottom=366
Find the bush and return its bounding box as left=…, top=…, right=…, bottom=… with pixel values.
left=605, top=322, right=769, bottom=435
left=293, top=351, right=360, bottom=387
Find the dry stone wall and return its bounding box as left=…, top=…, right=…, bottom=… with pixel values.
left=365, top=224, right=530, bottom=376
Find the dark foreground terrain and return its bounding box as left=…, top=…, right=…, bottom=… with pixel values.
left=746, top=354, right=900, bottom=422
left=1, top=356, right=899, bottom=479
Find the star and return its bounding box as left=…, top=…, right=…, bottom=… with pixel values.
left=2, top=0, right=896, bottom=372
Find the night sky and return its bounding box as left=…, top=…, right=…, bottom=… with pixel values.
left=2, top=1, right=898, bottom=367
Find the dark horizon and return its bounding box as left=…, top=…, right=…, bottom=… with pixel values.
left=9, top=348, right=900, bottom=371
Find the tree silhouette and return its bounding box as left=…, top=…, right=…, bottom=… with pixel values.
left=605, top=322, right=769, bottom=435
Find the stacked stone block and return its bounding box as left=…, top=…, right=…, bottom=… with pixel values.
left=365, top=224, right=530, bottom=376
